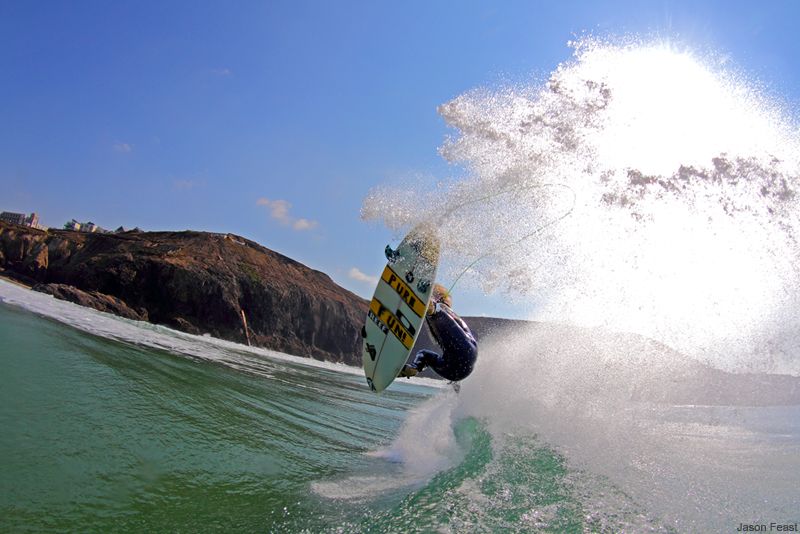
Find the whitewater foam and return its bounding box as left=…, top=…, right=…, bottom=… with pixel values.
left=450, top=322, right=800, bottom=531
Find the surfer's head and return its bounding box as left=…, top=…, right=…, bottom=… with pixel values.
left=432, top=283, right=452, bottom=307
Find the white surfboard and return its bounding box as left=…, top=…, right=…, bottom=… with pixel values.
left=361, top=225, right=440, bottom=392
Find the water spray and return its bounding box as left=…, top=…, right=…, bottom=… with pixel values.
left=435, top=182, right=578, bottom=295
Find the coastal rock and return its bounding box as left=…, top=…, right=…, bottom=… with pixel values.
left=23, top=242, right=49, bottom=279
left=0, top=223, right=49, bottom=281
left=0, top=222, right=368, bottom=364
left=32, top=283, right=148, bottom=321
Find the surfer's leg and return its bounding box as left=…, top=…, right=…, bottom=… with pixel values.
left=399, top=349, right=443, bottom=378
left=398, top=365, right=417, bottom=378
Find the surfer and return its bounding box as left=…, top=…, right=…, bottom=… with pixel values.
left=398, top=284, right=478, bottom=382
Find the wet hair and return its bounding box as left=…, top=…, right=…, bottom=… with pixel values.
left=432, top=283, right=452, bottom=306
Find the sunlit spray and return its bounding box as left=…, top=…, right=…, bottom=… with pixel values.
left=363, top=38, right=800, bottom=376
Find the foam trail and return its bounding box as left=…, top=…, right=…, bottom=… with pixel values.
left=363, top=38, right=800, bottom=375
left=453, top=323, right=800, bottom=531
left=312, top=392, right=462, bottom=502
left=369, top=391, right=462, bottom=475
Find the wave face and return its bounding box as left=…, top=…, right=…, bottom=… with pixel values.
left=363, top=39, right=800, bottom=376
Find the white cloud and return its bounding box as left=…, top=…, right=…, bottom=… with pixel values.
left=113, top=142, right=133, bottom=153
left=293, top=218, right=318, bottom=231
left=257, top=198, right=291, bottom=224
left=256, top=197, right=318, bottom=231
left=348, top=267, right=378, bottom=285
left=211, top=68, right=232, bottom=76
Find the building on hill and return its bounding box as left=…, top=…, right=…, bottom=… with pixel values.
left=64, top=219, right=82, bottom=231
left=1, top=212, right=26, bottom=225
left=1, top=211, right=43, bottom=229
left=64, top=219, right=107, bottom=233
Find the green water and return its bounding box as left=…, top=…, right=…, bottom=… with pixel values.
left=0, top=302, right=603, bottom=533
left=0, top=303, right=412, bottom=531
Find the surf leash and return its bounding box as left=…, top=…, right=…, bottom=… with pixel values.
left=440, top=182, right=577, bottom=295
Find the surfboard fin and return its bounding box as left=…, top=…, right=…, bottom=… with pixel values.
left=384, top=245, right=400, bottom=262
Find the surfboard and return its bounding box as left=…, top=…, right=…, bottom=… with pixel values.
left=361, top=225, right=440, bottom=392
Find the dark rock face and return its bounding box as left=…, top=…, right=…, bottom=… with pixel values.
left=0, top=224, right=49, bottom=280
left=32, top=283, right=148, bottom=321
left=0, top=222, right=368, bottom=364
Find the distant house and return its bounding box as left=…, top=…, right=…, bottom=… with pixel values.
left=1, top=212, right=27, bottom=225
left=113, top=226, right=143, bottom=233
left=63, top=219, right=109, bottom=233
left=1, top=211, right=43, bottom=229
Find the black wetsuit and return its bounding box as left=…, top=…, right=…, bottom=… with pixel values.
left=411, top=303, right=478, bottom=382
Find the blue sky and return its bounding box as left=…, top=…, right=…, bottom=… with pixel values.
left=2, top=1, right=799, bottom=318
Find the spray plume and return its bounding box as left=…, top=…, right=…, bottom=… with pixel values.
left=363, top=38, right=800, bottom=375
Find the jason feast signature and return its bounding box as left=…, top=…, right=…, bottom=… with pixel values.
left=737, top=523, right=798, bottom=532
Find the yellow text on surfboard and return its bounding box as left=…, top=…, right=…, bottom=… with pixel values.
left=368, top=298, right=414, bottom=350
left=381, top=266, right=426, bottom=318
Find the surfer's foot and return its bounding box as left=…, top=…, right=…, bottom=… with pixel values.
left=398, top=365, right=418, bottom=378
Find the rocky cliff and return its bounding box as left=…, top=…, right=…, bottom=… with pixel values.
left=0, top=221, right=367, bottom=364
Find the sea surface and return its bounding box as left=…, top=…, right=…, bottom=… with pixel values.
left=1, top=279, right=799, bottom=533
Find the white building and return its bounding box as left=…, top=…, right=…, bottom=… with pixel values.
left=63, top=219, right=108, bottom=233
